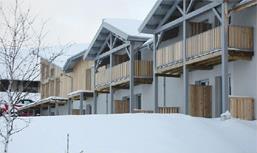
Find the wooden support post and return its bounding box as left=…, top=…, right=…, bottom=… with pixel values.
left=153, top=34, right=159, bottom=113
left=67, top=98, right=72, bottom=115
left=48, top=104, right=51, bottom=116
left=183, top=0, right=189, bottom=114
left=106, top=93, right=109, bottom=114
left=221, top=1, right=229, bottom=113
left=93, top=61, right=98, bottom=114
left=55, top=101, right=59, bottom=116
left=129, top=43, right=135, bottom=113
left=93, top=91, right=98, bottom=114
left=79, top=92, right=84, bottom=115
left=110, top=87, right=114, bottom=113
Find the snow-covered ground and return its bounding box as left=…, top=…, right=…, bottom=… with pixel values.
left=1, top=114, right=256, bottom=153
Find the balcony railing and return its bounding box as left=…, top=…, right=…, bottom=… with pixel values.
left=95, top=60, right=153, bottom=89
left=157, top=41, right=183, bottom=67
left=156, top=25, right=253, bottom=69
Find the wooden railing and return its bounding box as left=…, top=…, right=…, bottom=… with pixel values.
left=95, top=68, right=110, bottom=87
left=135, top=60, right=153, bottom=77
left=187, top=26, right=253, bottom=58
left=156, top=25, right=253, bottom=67
left=186, top=27, right=221, bottom=58
left=159, top=107, right=179, bottom=114
left=229, top=26, right=253, bottom=50
left=112, top=61, right=129, bottom=82
left=157, top=41, right=182, bottom=67
left=95, top=60, right=153, bottom=88
left=229, top=96, right=255, bottom=120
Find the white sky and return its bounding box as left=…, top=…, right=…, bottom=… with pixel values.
left=24, top=0, right=157, bottom=45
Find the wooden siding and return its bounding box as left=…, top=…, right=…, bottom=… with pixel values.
left=229, top=96, right=255, bottom=120
left=40, top=59, right=63, bottom=99
left=40, top=58, right=93, bottom=99
left=72, top=60, right=93, bottom=91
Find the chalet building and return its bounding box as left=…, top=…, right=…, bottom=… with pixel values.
left=85, top=19, right=155, bottom=114
left=139, top=0, right=257, bottom=119
left=19, top=47, right=93, bottom=116
left=63, top=51, right=94, bottom=115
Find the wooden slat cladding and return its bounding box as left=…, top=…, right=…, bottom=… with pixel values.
left=159, top=107, right=179, bottom=114
left=190, top=85, right=212, bottom=118
left=189, top=22, right=212, bottom=37
left=156, top=25, right=253, bottom=68
left=112, top=62, right=129, bottom=82
left=186, top=27, right=221, bottom=58
left=135, top=60, right=153, bottom=77
left=96, top=60, right=153, bottom=88
left=229, top=96, right=254, bottom=120
left=72, top=60, right=93, bottom=91
left=96, top=68, right=110, bottom=87
left=157, top=41, right=182, bottom=67
left=229, top=26, right=254, bottom=50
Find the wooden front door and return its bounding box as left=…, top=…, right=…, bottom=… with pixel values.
left=115, top=100, right=129, bottom=113
left=189, top=85, right=212, bottom=118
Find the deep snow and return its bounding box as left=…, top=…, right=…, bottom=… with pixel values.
left=1, top=114, right=256, bottom=153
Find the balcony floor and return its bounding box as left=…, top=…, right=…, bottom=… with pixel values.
left=96, top=77, right=153, bottom=93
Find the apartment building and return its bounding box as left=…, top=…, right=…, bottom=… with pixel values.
left=139, top=0, right=256, bottom=119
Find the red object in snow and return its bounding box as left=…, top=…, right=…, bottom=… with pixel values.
left=0, top=104, right=8, bottom=113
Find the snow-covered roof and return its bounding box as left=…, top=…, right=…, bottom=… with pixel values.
left=103, top=18, right=151, bottom=38
left=68, top=90, right=93, bottom=98
left=19, top=96, right=68, bottom=111
left=40, top=43, right=88, bottom=69
left=63, top=50, right=87, bottom=73
left=84, top=18, right=151, bottom=60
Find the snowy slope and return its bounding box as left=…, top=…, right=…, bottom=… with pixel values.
left=1, top=114, right=257, bottom=153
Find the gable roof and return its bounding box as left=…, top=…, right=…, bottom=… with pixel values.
left=84, top=18, right=151, bottom=59
left=63, top=50, right=86, bottom=73
left=40, top=43, right=88, bottom=69
left=138, top=0, right=179, bottom=34
left=139, top=0, right=249, bottom=34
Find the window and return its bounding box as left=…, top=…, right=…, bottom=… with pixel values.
left=136, top=94, right=142, bottom=109
left=195, top=79, right=209, bottom=86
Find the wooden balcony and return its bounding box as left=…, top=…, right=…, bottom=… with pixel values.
left=95, top=60, right=153, bottom=92
left=157, top=25, right=254, bottom=75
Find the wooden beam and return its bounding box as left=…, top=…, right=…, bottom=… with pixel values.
left=155, top=1, right=222, bottom=33
left=97, top=43, right=130, bottom=60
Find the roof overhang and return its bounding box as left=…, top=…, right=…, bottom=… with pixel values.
left=63, top=50, right=87, bottom=73
left=138, top=0, right=179, bottom=34
left=18, top=96, right=68, bottom=111
left=84, top=20, right=150, bottom=60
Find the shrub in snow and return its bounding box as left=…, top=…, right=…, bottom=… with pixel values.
left=220, top=111, right=232, bottom=121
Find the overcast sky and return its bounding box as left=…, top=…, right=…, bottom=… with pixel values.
left=24, top=0, right=156, bottom=45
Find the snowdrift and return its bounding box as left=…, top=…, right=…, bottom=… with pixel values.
left=1, top=114, right=257, bottom=153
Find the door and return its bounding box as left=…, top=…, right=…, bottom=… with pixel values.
left=190, top=85, right=212, bottom=118
left=115, top=100, right=129, bottom=113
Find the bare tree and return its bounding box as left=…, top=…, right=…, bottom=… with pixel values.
left=0, top=0, right=68, bottom=152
